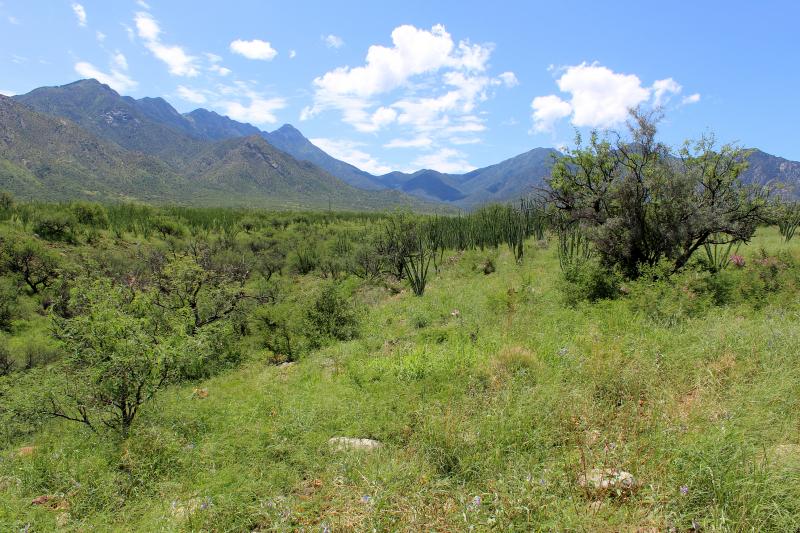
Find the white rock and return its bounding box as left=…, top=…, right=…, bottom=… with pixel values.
left=577, top=468, right=638, bottom=495
left=328, top=437, right=383, bottom=452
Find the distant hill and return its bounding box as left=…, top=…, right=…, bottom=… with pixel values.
left=5, top=78, right=800, bottom=208
left=2, top=83, right=443, bottom=211
left=262, top=125, right=384, bottom=190
left=0, top=94, right=196, bottom=203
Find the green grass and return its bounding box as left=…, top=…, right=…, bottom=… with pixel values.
left=1, top=228, right=799, bottom=531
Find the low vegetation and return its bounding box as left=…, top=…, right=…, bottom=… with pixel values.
left=1, top=114, right=799, bottom=530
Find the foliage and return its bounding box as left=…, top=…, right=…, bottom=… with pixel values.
left=33, top=211, right=77, bottom=242
left=1, top=234, right=60, bottom=294
left=560, top=258, right=622, bottom=305
left=776, top=201, right=800, bottom=242
left=47, top=280, right=181, bottom=436
left=305, top=283, right=360, bottom=347
left=546, top=109, right=768, bottom=277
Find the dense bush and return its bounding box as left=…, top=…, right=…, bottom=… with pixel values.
left=305, top=283, right=360, bottom=347
left=560, top=258, right=622, bottom=306
left=33, top=211, right=77, bottom=242
left=546, top=109, right=768, bottom=277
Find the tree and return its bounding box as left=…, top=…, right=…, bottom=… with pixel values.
left=2, top=237, right=60, bottom=294
left=545, top=109, right=768, bottom=277
left=47, top=280, right=179, bottom=437
left=153, top=246, right=249, bottom=335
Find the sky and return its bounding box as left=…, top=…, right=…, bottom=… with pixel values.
left=1, top=0, right=799, bottom=174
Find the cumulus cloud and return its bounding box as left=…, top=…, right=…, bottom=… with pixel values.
left=289, top=50, right=297, bottom=59
left=230, top=39, right=278, bottom=60
left=498, top=71, right=519, bottom=88
left=531, top=95, right=573, bottom=132
left=134, top=11, right=199, bottom=76
left=412, top=148, right=475, bottom=173
left=71, top=3, right=87, bottom=27
left=220, top=95, right=286, bottom=124
left=74, top=61, right=137, bottom=92
left=530, top=62, right=700, bottom=132
left=324, top=34, right=344, bottom=49
left=176, top=85, right=207, bottom=104
left=304, top=24, right=515, bottom=172
left=311, top=138, right=392, bottom=175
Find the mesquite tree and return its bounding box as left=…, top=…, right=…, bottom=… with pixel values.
left=545, top=109, right=768, bottom=277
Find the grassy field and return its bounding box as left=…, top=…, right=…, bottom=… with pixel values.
left=1, top=226, right=799, bottom=531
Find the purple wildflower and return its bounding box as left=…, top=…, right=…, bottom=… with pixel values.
left=730, top=254, right=745, bottom=268
left=680, top=485, right=689, bottom=496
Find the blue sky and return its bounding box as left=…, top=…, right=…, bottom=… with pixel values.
left=1, top=0, right=798, bottom=174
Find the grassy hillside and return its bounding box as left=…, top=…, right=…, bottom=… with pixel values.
left=0, top=209, right=798, bottom=530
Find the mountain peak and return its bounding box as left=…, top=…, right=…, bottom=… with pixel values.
left=273, top=123, right=305, bottom=138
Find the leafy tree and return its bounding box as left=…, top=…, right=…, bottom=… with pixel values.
left=546, top=109, right=768, bottom=277
left=47, top=280, right=181, bottom=436
left=1, top=236, right=60, bottom=294
left=153, top=247, right=249, bottom=335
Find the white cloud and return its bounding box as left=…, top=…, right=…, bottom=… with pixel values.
left=530, top=62, right=700, bottom=132
left=220, top=96, right=286, bottom=125
left=498, top=71, right=519, bottom=88
left=412, top=148, right=475, bottom=173
left=112, top=51, right=128, bottom=71
left=305, top=24, right=512, bottom=170
left=384, top=136, right=433, bottom=149
left=137, top=0, right=151, bottom=8
left=122, top=24, right=135, bottom=41
left=96, top=31, right=106, bottom=42
left=324, top=34, right=344, bottom=49
left=210, top=65, right=231, bottom=76
left=74, top=61, right=137, bottom=92
left=682, top=93, right=701, bottom=105
left=0, top=89, right=16, bottom=96
left=71, top=3, right=87, bottom=27
left=289, top=50, right=297, bottom=59
left=230, top=39, right=278, bottom=61
left=134, top=12, right=199, bottom=76
left=7, top=15, right=20, bottom=25
left=311, top=24, right=488, bottom=101
left=311, top=138, right=392, bottom=175
left=652, top=78, right=682, bottom=106
left=531, top=94, right=572, bottom=132
left=176, top=85, right=207, bottom=104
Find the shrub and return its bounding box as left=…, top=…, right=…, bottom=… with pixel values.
left=305, top=283, right=360, bottom=347
left=560, top=258, right=622, bottom=306
left=33, top=212, right=77, bottom=242
left=1, top=236, right=61, bottom=294
left=71, top=202, right=109, bottom=228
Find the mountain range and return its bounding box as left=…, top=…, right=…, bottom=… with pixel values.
left=1, top=79, right=798, bottom=210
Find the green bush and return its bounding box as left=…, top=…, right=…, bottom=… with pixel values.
left=33, top=212, right=77, bottom=242
left=71, top=202, right=109, bottom=228
left=560, top=258, right=622, bottom=306
left=305, top=283, right=360, bottom=348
